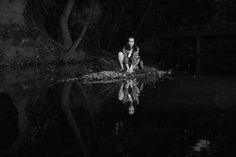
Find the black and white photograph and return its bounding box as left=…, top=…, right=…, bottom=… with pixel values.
left=0, top=0, right=236, bottom=156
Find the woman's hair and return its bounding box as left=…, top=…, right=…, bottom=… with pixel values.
left=128, top=36, right=135, bottom=41
left=124, top=36, right=138, bottom=51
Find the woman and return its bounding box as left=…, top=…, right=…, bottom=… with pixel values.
left=118, top=37, right=140, bottom=73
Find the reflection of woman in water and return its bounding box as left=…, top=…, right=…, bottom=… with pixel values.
left=118, top=79, right=143, bottom=115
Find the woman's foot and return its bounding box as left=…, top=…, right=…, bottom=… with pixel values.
left=126, top=68, right=134, bottom=73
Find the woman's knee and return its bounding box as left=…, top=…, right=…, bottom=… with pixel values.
left=118, top=52, right=124, bottom=61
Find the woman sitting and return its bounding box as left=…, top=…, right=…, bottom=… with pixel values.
left=118, top=37, right=143, bottom=73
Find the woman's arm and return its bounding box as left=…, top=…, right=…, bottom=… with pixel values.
left=135, top=47, right=140, bottom=55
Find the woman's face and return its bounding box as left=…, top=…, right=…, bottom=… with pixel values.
left=128, top=105, right=134, bottom=115
left=128, top=38, right=135, bottom=48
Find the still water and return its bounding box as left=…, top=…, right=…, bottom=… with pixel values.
left=0, top=66, right=236, bottom=157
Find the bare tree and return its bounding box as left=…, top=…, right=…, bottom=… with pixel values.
left=60, top=0, right=94, bottom=61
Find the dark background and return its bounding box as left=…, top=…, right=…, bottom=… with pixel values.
left=1, top=0, right=236, bottom=74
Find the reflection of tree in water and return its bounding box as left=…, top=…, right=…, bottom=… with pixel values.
left=1, top=68, right=236, bottom=157
left=59, top=78, right=146, bottom=157
left=0, top=66, right=134, bottom=156
left=118, top=79, right=143, bottom=115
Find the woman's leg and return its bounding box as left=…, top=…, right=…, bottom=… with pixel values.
left=118, top=82, right=124, bottom=101
left=118, top=52, right=124, bottom=70
left=129, top=56, right=140, bottom=73
left=126, top=64, right=130, bottom=72
left=120, top=52, right=130, bottom=72
left=129, top=65, right=133, bottom=73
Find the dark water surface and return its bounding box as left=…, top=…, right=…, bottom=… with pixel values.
left=0, top=66, right=236, bottom=157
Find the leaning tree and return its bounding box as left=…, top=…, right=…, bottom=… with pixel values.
left=60, top=0, right=94, bottom=61
left=24, top=0, right=96, bottom=61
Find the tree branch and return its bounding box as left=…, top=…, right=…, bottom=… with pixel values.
left=67, top=0, right=94, bottom=54
left=60, top=0, right=75, bottom=49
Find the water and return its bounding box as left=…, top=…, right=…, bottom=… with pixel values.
left=0, top=66, right=236, bottom=157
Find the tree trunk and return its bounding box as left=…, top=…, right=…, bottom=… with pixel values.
left=60, top=0, right=94, bottom=61
left=61, top=82, right=89, bottom=157
left=67, top=19, right=89, bottom=55
left=66, top=0, right=94, bottom=60
left=60, top=0, right=75, bottom=50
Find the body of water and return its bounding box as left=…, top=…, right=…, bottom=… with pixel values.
left=0, top=66, right=236, bottom=157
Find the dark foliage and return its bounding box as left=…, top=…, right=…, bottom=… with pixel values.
left=23, top=0, right=236, bottom=53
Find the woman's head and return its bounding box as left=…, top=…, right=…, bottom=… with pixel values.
left=127, top=37, right=135, bottom=48
left=125, top=37, right=138, bottom=51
